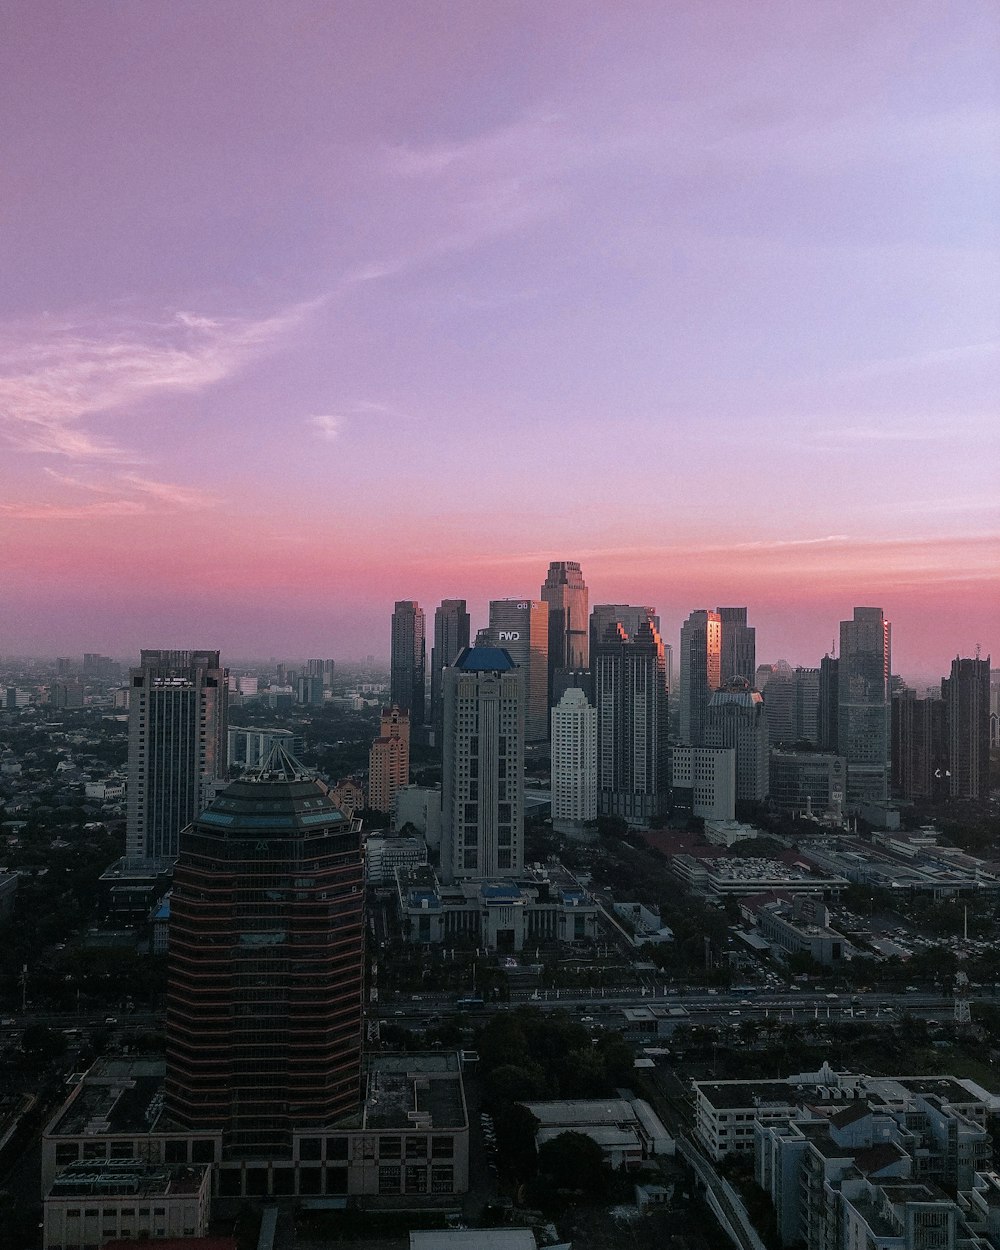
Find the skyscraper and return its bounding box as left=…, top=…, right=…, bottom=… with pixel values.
left=589, top=604, right=659, bottom=665
left=430, top=599, right=471, bottom=743
left=838, top=607, right=892, bottom=808
left=942, top=656, right=991, bottom=799
left=368, top=704, right=410, bottom=814
left=486, top=599, right=548, bottom=742
left=551, top=687, right=597, bottom=827
left=541, top=561, right=589, bottom=697
left=165, top=747, right=364, bottom=1157
left=593, top=619, right=670, bottom=824
left=817, top=654, right=839, bottom=751
left=125, top=649, right=228, bottom=869
left=390, top=601, right=426, bottom=727
left=891, top=690, right=948, bottom=799
left=441, top=647, right=523, bottom=883
left=679, top=610, right=722, bottom=746
left=704, top=677, right=769, bottom=802
left=717, top=607, right=756, bottom=684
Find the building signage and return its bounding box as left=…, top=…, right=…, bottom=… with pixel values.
left=499, top=630, right=520, bottom=641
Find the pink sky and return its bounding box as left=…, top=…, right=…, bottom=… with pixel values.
left=0, top=2, right=996, bottom=680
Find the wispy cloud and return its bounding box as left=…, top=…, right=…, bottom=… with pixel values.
left=308, top=399, right=409, bottom=442
left=309, top=414, right=343, bottom=442
left=0, top=499, right=146, bottom=520
left=0, top=300, right=318, bottom=460
left=119, top=474, right=218, bottom=509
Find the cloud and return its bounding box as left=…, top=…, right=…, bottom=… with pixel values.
left=0, top=300, right=317, bottom=460
left=309, top=414, right=343, bottom=441
left=308, top=400, right=409, bottom=442
left=119, top=474, right=218, bottom=509
left=0, top=499, right=147, bottom=520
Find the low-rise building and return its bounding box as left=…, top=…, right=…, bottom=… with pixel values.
left=751, top=897, right=849, bottom=967
left=365, top=834, right=427, bottom=888
left=520, top=1097, right=673, bottom=1169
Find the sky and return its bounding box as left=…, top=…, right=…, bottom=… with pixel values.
left=0, top=1, right=997, bottom=681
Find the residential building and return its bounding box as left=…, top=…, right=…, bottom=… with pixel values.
left=670, top=745, right=736, bottom=821
left=165, top=748, right=365, bottom=1158
left=551, top=687, right=597, bottom=829
left=718, top=607, right=756, bottom=684
left=440, top=646, right=523, bottom=883
left=486, top=599, right=549, bottom=742
left=593, top=620, right=670, bottom=825
left=390, top=601, right=426, bottom=727
left=124, top=650, right=228, bottom=870
left=679, top=610, right=722, bottom=746
left=891, top=692, right=948, bottom=799
left=541, top=560, right=589, bottom=699
left=943, top=656, right=991, bottom=799
left=704, top=677, right=769, bottom=802
left=368, top=705, right=410, bottom=814
left=227, top=726, right=302, bottom=770
left=838, top=608, right=892, bottom=808
left=589, top=606, right=667, bottom=699
left=430, top=600, right=470, bottom=744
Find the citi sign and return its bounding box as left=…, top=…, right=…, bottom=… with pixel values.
left=498, top=630, right=520, bottom=641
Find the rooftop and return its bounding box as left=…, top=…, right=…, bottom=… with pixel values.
left=453, top=646, right=516, bottom=673
left=363, top=1053, right=467, bottom=1132
left=48, top=1159, right=208, bottom=1200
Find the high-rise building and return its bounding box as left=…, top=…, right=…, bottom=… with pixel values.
left=593, top=620, right=670, bottom=824
left=390, top=601, right=426, bottom=727
left=818, top=655, right=839, bottom=751
left=990, top=669, right=1000, bottom=750
left=942, top=656, right=991, bottom=799
left=306, top=659, right=336, bottom=688
left=704, top=677, right=769, bottom=802
left=838, top=607, right=892, bottom=808
left=551, top=687, right=597, bottom=827
left=758, top=663, right=819, bottom=747
left=669, top=745, right=736, bottom=821
left=165, top=747, right=364, bottom=1157
left=368, top=705, right=410, bottom=814
left=717, top=607, right=756, bottom=684
left=541, top=561, right=589, bottom=698
left=679, top=610, right=722, bottom=746
left=441, top=647, right=524, bottom=882
left=589, top=604, right=660, bottom=666
left=891, top=691, right=948, bottom=800
left=125, top=649, right=228, bottom=869
left=296, top=674, right=324, bottom=705
left=486, top=599, right=548, bottom=742
left=430, top=600, right=471, bottom=743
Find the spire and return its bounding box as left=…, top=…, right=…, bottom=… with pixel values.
left=251, top=741, right=312, bottom=782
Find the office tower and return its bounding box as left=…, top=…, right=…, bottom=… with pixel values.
left=838, top=607, right=892, bottom=808
left=669, top=745, right=736, bottom=821
left=390, top=600, right=426, bottom=727
left=768, top=750, right=846, bottom=818
left=593, top=620, right=670, bottom=824
left=717, top=607, right=756, bottom=684
left=679, top=610, right=722, bottom=746
left=991, top=670, right=1000, bottom=750
left=891, top=691, right=948, bottom=800
left=228, top=726, right=303, bottom=769
left=165, top=748, right=364, bottom=1156
left=430, top=599, right=471, bottom=743
left=793, top=667, right=820, bottom=744
left=943, top=656, right=991, bottom=799
left=125, top=650, right=228, bottom=869
left=704, top=677, right=769, bottom=802
left=551, top=687, right=597, bottom=826
left=487, top=599, right=548, bottom=742
left=306, top=658, right=336, bottom=688
left=541, top=561, right=589, bottom=698
left=441, top=646, right=524, bottom=883
left=818, top=655, right=839, bottom=751
left=368, top=705, right=410, bottom=814
left=296, top=674, right=324, bottom=705
left=589, top=605, right=659, bottom=665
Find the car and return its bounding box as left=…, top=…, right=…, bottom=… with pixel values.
left=729, top=1010, right=741, bottom=1016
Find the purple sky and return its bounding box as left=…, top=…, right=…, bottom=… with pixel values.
left=0, top=2, right=997, bottom=680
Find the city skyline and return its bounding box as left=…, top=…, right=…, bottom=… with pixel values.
left=0, top=3, right=996, bottom=674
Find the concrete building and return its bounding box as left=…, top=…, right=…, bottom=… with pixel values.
left=441, top=647, right=523, bottom=883
left=368, top=705, right=410, bottom=814
left=390, top=601, right=426, bottom=727
left=670, top=745, right=736, bottom=821
left=679, top=609, right=722, bottom=747
left=329, top=776, right=365, bottom=819
left=751, top=896, right=847, bottom=966
left=593, top=619, right=670, bottom=825
left=393, top=784, right=443, bottom=849
left=718, top=607, right=756, bottom=684
left=769, top=750, right=847, bottom=818
left=364, top=834, right=427, bottom=888
left=541, top=560, right=589, bottom=699
left=551, top=687, right=597, bottom=829
left=817, top=655, right=839, bottom=752
left=838, top=608, right=892, bottom=808
left=486, top=599, right=549, bottom=742
left=227, top=726, right=302, bottom=769
left=520, top=1098, right=673, bottom=1170
left=943, top=656, right=991, bottom=799
left=704, top=677, right=769, bottom=802
left=430, top=600, right=470, bottom=744
left=124, top=650, right=228, bottom=870
left=891, top=693, right=948, bottom=800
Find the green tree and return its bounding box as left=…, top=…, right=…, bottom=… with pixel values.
left=536, top=1131, right=607, bottom=1195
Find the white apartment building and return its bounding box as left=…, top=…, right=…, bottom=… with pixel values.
left=551, top=687, right=597, bottom=826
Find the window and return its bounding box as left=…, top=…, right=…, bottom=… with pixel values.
left=379, top=1137, right=401, bottom=1159
left=56, top=1144, right=79, bottom=1166
left=299, top=1137, right=322, bottom=1161
left=431, top=1137, right=454, bottom=1159
left=405, top=1165, right=428, bottom=1194
left=405, top=1135, right=426, bottom=1159
left=379, top=1165, right=401, bottom=1194
left=164, top=1140, right=187, bottom=1163
left=326, top=1136, right=349, bottom=1160
left=431, top=1165, right=454, bottom=1193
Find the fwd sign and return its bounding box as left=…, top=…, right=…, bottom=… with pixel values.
left=498, top=630, right=520, bottom=641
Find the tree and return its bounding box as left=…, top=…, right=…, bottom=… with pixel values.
left=487, top=1062, right=547, bottom=1104
left=536, top=1131, right=607, bottom=1195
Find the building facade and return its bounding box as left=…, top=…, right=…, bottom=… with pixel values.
left=891, top=693, right=948, bottom=800
left=165, top=750, right=365, bottom=1158
left=430, top=599, right=470, bottom=744
left=368, top=705, right=410, bottom=814
left=541, top=560, right=590, bottom=698
left=390, top=600, right=426, bottom=727
left=718, top=607, right=756, bottom=684
left=943, top=656, right=991, bottom=799
left=670, top=745, right=736, bottom=821
left=704, top=677, right=769, bottom=802
left=769, top=750, right=847, bottom=817
left=838, top=608, right=892, bottom=808
left=679, top=610, right=722, bottom=747
left=593, top=620, right=670, bottom=825
left=441, top=647, right=524, bottom=882
left=486, top=599, right=549, bottom=742
left=125, top=650, right=228, bottom=869
left=551, top=687, right=598, bottom=827
left=228, top=726, right=303, bottom=770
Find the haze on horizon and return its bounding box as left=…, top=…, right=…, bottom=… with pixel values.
left=0, top=2, right=996, bottom=679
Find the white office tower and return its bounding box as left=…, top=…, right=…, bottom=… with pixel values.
left=125, top=649, right=228, bottom=869
left=704, top=677, right=769, bottom=802
left=441, top=647, right=524, bottom=883
left=551, top=687, right=597, bottom=829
